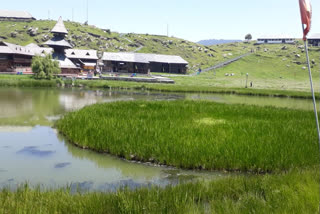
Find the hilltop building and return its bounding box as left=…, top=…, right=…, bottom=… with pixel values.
left=308, top=34, right=320, bottom=47
left=102, top=52, right=188, bottom=74
left=0, top=10, right=35, bottom=22
left=257, top=35, right=295, bottom=44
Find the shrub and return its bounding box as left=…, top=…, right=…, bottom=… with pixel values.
left=32, top=54, right=60, bottom=80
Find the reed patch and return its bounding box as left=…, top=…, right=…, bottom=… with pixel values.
left=56, top=100, right=318, bottom=172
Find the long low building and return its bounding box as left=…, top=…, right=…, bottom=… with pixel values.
left=0, top=10, right=35, bottom=21
left=257, top=35, right=295, bottom=44
left=102, top=52, right=188, bottom=74
left=0, top=41, right=52, bottom=73
left=308, top=34, right=320, bottom=47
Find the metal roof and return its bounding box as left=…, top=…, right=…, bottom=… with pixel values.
left=65, top=49, right=98, bottom=60
left=102, top=52, right=188, bottom=64
left=52, top=53, right=78, bottom=69
left=43, top=37, right=72, bottom=48
left=308, top=33, right=320, bottom=39
left=0, top=10, right=35, bottom=19
left=51, top=17, right=68, bottom=34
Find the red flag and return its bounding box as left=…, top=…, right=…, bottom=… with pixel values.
left=299, top=0, right=312, bottom=40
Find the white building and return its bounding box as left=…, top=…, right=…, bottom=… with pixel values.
left=308, top=33, right=320, bottom=47
left=257, top=35, right=296, bottom=44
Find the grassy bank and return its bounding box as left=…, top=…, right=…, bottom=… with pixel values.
left=56, top=100, right=318, bottom=172
left=0, top=75, right=58, bottom=87
left=0, top=168, right=318, bottom=214
left=75, top=78, right=319, bottom=99
left=1, top=72, right=320, bottom=99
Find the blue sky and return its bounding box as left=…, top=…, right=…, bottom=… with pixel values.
left=3, top=0, right=320, bottom=42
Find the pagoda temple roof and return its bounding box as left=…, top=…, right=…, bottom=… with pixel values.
left=51, top=17, right=68, bottom=35
left=43, top=36, right=72, bottom=49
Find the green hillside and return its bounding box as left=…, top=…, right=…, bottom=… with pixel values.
left=1, top=20, right=319, bottom=92
left=0, top=20, right=252, bottom=72
left=167, top=43, right=320, bottom=91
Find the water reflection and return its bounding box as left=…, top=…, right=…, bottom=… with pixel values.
left=0, top=87, right=314, bottom=191
left=0, top=126, right=220, bottom=191
left=0, top=88, right=185, bottom=126
left=17, top=146, right=56, bottom=157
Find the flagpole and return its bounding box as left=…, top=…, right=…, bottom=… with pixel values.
left=302, top=27, right=320, bottom=212
left=302, top=29, right=320, bottom=144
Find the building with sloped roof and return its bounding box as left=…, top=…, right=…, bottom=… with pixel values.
left=257, top=35, right=296, bottom=44
left=65, top=49, right=98, bottom=72
left=308, top=34, right=320, bottom=47
left=0, top=41, right=52, bottom=73
left=0, top=10, right=35, bottom=21
left=102, top=52, right=188, bottom=74
left=43, top=17, right=80, bottom=74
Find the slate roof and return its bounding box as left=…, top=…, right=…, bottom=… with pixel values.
left=43, top=36, right=72, bottom=48
left=0, top=42, right=34, bottom=56
left=102, top=52, right=188, bottom=64
left=0, top=10, right=35, bottom=19
left=65, top=49, right=98, bottom=60
left=25, top=43, right=53, bottom=55
left=52, top=53, right=78, bottom=69
left=51, top=17, right=68, bottom=35
left=102, top=52, right=149, bottom=63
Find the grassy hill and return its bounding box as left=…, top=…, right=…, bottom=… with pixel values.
left=168, top=43, right=320, bottom=91
left=1, top=20, right=319, bottom=92
left=0, top=20, right=252, bottom=73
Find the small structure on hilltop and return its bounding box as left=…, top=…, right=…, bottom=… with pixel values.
left=0, top=41, right=52, bottom=73
left=257, top=35, right=296, bottom=44
left=102, top=52, right=188, bottom=74
left=308, top=34, right=320, bottom=47
left=0, top=10, right=35, bottom=22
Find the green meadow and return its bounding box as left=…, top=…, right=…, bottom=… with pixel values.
left=56, top=100, right=319, bottom=172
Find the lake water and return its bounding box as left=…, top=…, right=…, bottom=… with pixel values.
left=0, top=88, right=315, bottom=191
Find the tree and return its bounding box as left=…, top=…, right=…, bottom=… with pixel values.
left=32, top=54, right=60, bottom=79
left=245, top=34, right=252, bottom=42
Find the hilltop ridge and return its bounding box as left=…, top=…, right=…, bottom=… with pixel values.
left=0, top=20, right=252, bottom=72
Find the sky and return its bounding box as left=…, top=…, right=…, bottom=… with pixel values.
left=2, top=0, right=320, bottom=42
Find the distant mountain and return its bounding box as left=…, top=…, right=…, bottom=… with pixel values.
left=197, top=39, right=242, bottom=46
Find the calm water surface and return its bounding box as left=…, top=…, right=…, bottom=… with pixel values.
left=0, top=88, right=315, bottom=191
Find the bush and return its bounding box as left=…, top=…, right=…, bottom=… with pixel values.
left=32, top=54, right=61, bottom=80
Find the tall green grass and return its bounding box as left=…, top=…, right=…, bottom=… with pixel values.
left=0, top=79, right=57, bottom=87
left=56, top=100, right=319, bottom=172
left=0, top=168, right=318, bottom=214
